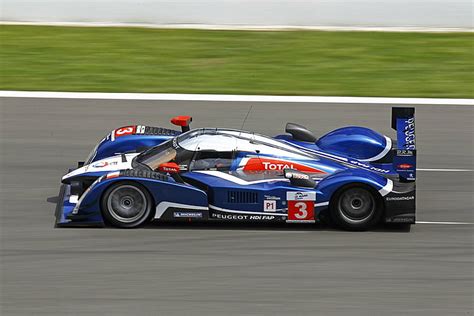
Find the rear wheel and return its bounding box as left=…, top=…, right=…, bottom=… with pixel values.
left=101, top=181, right=153, bottom=228
left=330, top=184, right=383, bottom=231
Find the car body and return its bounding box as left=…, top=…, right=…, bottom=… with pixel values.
left=56, top=108, right=416, bottom=230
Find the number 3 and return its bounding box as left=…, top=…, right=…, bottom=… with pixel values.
left=116, top=127, right=133, bottom=135
left=294, top=202, right=308, bottom=219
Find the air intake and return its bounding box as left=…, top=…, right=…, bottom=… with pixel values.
left=285, top=123, right=317, bottom=142
left=227, top=191, right=258, bottom=204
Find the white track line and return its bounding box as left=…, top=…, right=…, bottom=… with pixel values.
left=1, top=21, right=473, bottom=33
left=416, top=221, right=473, bottom=225
left=1, top=91, right=473, bottom=105
left=418, top=168, right=472, bottom=172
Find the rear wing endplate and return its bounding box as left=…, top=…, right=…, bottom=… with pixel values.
left=391, top=107, right=416, bottom=182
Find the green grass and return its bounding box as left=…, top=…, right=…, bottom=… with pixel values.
left=0, top=25, right=473, bottom=98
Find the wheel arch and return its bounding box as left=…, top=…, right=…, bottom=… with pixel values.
left=317, top=170, right=389, bottom=213
left=99, top=179, right=157, bottom=218
left=328, top=182, right=385, bottom=214
left=81, top=174, right=209, bottom=222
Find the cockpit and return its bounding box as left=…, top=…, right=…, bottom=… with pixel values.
left=134, top=128, right=315, bottom=172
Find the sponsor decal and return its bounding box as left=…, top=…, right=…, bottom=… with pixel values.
left=387, top=215, right=415, bottom=223
left=211, top=213, right=276, bottom=220
left=242, top=158, right=325, bottom=174
left=349, top=160, right=390, bottom=173
left=397, top=149, right=414, bottom=157
left=287, top=192, right=314, bottom=201
left=285, top=172, right=310, bottom=180
left=403, top=118, right=416, bottom=150
left=173, top=211, right=203, bottom=218
left=92, top=161, right=118, bottom=168
left=263, top=200, right=277, bottom=212
left=397, top=163, right=413, bottom=170
left=397, top=117, right=416, bottom=150
left=386, top=196, right=415, bottom=201
left=286, top=192, right=316, bottom=223
left=264, top=195, right=281, bottom=201
left=135, top=125, right=146, bottom=134
left=93, top=161, right=109, bottom=168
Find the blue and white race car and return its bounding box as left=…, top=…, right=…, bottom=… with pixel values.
left=56, top=107, right=416, bottom=230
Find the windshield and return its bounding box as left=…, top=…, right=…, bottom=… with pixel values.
left=177, top=128, right=315, bottom=159
left=135, top=140, right=177, bottom=170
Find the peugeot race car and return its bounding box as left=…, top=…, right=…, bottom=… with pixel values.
left=56, top=107, right=416, bottom=230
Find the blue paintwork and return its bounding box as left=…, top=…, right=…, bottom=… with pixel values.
left=276, top=126, right=389, bottom=161
left=316, top=126, right=388, bottom=161
left=88, top=132, right=178, bottom=163
left=316, top=169, right=389, bottom=203
left=77, top=176, right=207, bottom=216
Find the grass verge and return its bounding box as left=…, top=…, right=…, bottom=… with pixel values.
left=0, top=25, right=473, bottom=98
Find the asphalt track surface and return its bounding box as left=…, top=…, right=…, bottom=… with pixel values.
left=0, top=97, right=473, bottom=315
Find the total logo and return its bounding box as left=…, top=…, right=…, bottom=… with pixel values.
left=242, top=158, right=325, bottom=173
left=262, top=161, right=294, bottom=171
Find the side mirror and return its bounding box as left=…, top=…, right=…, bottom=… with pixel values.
left=171, top=116, right=192, bottom=132
left=158, top=162, right=180, bottom=174
left=284, top=169, right=316, bottom=188
left=158, top=162, right=184, bottom=183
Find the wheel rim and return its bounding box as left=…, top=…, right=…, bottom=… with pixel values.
left=337, top=187, right=375, bottom=224
left=107, top=185, right=148, bottom=223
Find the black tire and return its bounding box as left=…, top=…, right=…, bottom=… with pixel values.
left=329, top=184, right=383, bottom=231
left=101, top=181, right=154, bottom=228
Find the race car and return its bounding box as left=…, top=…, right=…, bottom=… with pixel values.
left=55, top=107, right=416, bottom=230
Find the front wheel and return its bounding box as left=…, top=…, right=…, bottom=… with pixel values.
left=101, top=181, right=153, bottom=228
left=330, top=184, right=383, bottom=231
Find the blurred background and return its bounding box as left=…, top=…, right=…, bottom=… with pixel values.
left=1, top=0, right=473, bottom=28
left=0, top=0, right=473, bottom=98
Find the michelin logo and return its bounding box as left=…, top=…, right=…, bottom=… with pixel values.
left=173, top=211, right=203, bottom=218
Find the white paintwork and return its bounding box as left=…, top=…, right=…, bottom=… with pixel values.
left=68, top=195, right=79, bottom=204
left=179, top=131, right=314, bottom=160
left=378, top=179, right=393, bottom=197
left=61, top=153, right=138, bottom=181
left=209, top=204, right=287, bottom=216
left=195, top=170, right=289, bottom=186
left=1, top=91, right=472, bottom=106
left=219, top=130, right=315, bottom=155
left=154, top=201, right=208, bottom=219
left=359, top=136, right=392, bottom=162
left=315, top=202, right=329, bottom=207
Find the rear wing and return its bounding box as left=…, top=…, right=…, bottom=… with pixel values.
left=391, top=107, right=416, bottom=182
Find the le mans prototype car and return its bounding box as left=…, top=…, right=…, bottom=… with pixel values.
left=56, top=107, right=416, bottom=230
